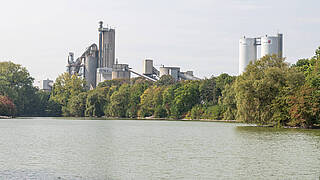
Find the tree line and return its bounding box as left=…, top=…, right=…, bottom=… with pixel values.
left=0, top=46, right=319, bottom=128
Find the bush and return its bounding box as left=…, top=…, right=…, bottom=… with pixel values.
left=0, top=96, right=16, bottom=116
left=154, top=106, right=167, bottom=118
left=203, top=105, right=223, bottom=120
left=189, top=105, right=205, bottom=120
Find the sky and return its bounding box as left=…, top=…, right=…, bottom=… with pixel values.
left=0, top=0, right=320, bottom=83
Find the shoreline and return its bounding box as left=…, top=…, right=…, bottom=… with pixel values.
left=7, top=117, right=320, bottom=129
left=0, top=116, right=12, bottom=119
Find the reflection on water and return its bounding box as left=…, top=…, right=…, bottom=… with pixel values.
left=0, top=118, right=319, bottom=179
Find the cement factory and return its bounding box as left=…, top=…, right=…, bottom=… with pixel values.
left=239, top=33, right=283, bottom=74
left=39, top=24, right=284, bottom=92
left=66, top=21, right=199, bottom=90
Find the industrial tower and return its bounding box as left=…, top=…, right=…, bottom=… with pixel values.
left=239, top=33, right=283, bottom=74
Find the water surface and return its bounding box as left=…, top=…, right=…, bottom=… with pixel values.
left=0, top=118, right=319, bottom=179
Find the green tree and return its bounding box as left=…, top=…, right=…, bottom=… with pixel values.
left=139, top=85, right=166, bottom=117
left=235, top=55, right=291, bottom=125
left=216, top=73, right=235, bottom=97
left=189, top=105, right=204, bottom=120
left=156, top=75, right=176, bottom=86
left=50, top=73, right=86, bottom=116
left=199, top=77, right=218, bottom=105
left=171, top=81, right=200, bottom=119
left=162, top=84, right=180, bottom=117
left=126, top=80, right=151, bottom=118
left=85, top=87, right=109, bottom=117
left=68, top=92, right=88, bottom=117
left=0, top=61, right=38, bottom=116
left=107, top=84, right=130, bottom=117
left=220, top=83, right=237, bottom=120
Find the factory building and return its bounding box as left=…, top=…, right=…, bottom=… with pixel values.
left=239, top=33, right=283, bottom=74
left=142, top=59, right=200, bottom=81
left=39, top=79, right=53, bottom=92
left=66, top=21, right=130, bottom=89
left=66, top=21, right=199, bottom=89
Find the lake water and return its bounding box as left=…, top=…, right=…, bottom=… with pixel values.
left=0, top=118, right=319, bottom=179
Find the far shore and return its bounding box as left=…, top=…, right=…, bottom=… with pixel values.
left=4, top=117, right=320, bottom=129
left=0, top=116, right=12, bottom=119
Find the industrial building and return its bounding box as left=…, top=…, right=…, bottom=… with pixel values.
left=239, top=33, right=283, bottom=74
left=66, top=21, right=199, bottom=89
left=142, top=59, right=199, bottom=81
left=39, top=79, right=53, bottom=92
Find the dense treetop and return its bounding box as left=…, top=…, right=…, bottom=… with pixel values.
left=1, top=47, right=319, bottom=128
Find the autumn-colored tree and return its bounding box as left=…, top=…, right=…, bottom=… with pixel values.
left=288, top=85, right=320, bottom=128
left=0, top=96, right=16, bottom=116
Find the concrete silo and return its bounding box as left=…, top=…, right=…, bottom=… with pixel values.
left=98, top=21, right=115, bottom=68
left=239, top=37, right=257, bottom=74
left=143, top=59, right=154, bottom=75
left=159, top=67, right=180, bottom=80
left=84, top=44, right=98, bottom=90
left=261, top=33, right=283, bottom=58
left=112, top=64, right=130, bottom=79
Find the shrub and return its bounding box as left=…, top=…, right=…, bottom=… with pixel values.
left=0, top=96, right=16, bottom=116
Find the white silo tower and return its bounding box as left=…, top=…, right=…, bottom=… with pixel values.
left=261, top=33, right=283, bottom=58
left=84, top=44, right=98, bottom=90
left=239, top=37, right=257, bottom=74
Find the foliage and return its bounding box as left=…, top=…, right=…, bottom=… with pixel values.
left=235, top=55, right=290, bottom=125
left=220, top=83, right=237, bottom=120
left=126, top=80, right=151, bottom=118
left=85, top=88, right=109, bottom=117
left=189, top=105, right=205, bottom=120
left=171, top=81, right=200, bottom=119
left=162, top=84, right=180, bottom=117
left=199, top=77, right=218, bottom=105
left=50, top=73, right=86, bottom=116
left=3, top=46, right=320, bottom=128
left=0, top=95, right=16, bottom=116
left=138, top=86, right=165, bottom=117
left=156, top=75, right=176, bottom=86
left=35, top=90, right=61, bottom=117
left=107, top=84, right=130, bottom=117
left=203, top=105, right=223, bottom=120
left=0, top=61, right=38, bottom=115
left=68, top=92, right=87, bottom=117
left=288, top=85, right=320, bottom=128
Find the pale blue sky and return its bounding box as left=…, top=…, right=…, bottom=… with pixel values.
left=0, top=0, right=319, bottom=82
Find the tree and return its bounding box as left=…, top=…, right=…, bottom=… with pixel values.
left=50, top=73, right=86, bottom=116
left=235, top=55, right=291, bottom=125
left=199, top=77, right=218, bottom=105
left=0, top=61, right=37, bottom=116
left=138, top=85, right=166, bottom=117
left=288, top=85, right=320, bottom=128
left=216, top=73, right=235, bottom=97
left=220, top=83, right=237, bottom=120
left=156, top=75, right=176, bottom=86
left=162, top=84, right=180, bottom=117
left=107, top=84, right=130, bottom=117
left=171, top=81, right=200, bottom=119
left=68, top=92, right=88, bottom=117
left=0, top=96, right=16, bottom=116
left=34, top=90, right=61, bottom=117
left=126, top=80, right=151, bottom=118
left=86, top=87, right=109, bottom=117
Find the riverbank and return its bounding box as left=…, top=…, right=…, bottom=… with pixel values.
left=137, top=116, right=237, bottom=123
left=0, top=116, right=12, bottom=119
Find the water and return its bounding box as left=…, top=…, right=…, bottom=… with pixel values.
left=0, top=118, right=319, bottom=180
